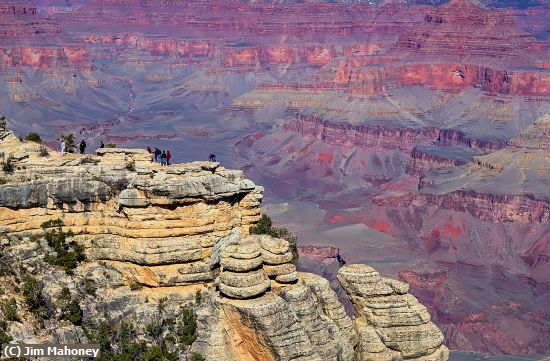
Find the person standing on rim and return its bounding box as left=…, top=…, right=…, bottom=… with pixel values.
left=60, top=139, right=66, bottom=156
left=160, top=150, right=167, bottom=166
left=79, top=139, right=86, bottom=154
left=154, top=147, right=161, bottom=162
left=166, top=150, right=172, bottom=166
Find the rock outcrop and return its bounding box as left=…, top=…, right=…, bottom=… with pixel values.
left=338, top=264, right=448, bottom=361
left=0, top=133, right=448, bottom=361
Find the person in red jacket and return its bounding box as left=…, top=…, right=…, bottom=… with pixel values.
left=166, top=150, right=172, bottom=166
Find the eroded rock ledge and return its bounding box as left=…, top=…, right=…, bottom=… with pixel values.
left=0, top=132, right=448, bottom=361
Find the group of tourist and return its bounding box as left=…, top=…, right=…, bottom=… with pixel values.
left=58, top=138, right=216, bottom=166
left=147, top=146, right=171, bottom=166
left=59, top=138, right=87, bottom=156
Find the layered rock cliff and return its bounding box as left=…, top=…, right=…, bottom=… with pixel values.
left=394, top=0, right=548, bottom=67
left=0, top=131, right=448, bottom=361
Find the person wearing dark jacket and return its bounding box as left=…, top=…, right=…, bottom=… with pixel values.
left=154, top=147, right=161, bottom=162
left=160, top=151, right=167, bottom=166
left=79, top=140, right=86, bottom=154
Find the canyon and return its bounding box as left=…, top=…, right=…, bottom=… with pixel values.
left=0, top=0, right=549, bottom=357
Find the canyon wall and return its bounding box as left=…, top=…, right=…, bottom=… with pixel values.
left=339, top=62, right=550, bottom=96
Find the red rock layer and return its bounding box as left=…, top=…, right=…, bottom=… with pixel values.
left=373, top=189, right=550, bottom=224
left=0, top=3, right=65, bottom=46
left=337, top=62, right=550, bottom=96
left=283, top=114, right=509, bottom=156
left=284, top=114, right=439, bottom=153
left=438, top=128, right=508, bottom=151
left=60, top=0, right=427, bottom=39
left=405, top=147, right=470, bottom=176
left=297, top=245, right=345, bottom=264
left=0, top=2, right=90, bottom=70
left=0, top=46, right=88, bottom=68
left=394, top=0, right=548, bottom=67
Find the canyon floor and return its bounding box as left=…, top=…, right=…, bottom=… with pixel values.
left=1, top=0, right=550, bottom=357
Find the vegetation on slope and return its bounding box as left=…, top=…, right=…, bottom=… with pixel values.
left=41, top=219, right=86, bottom=275
left=249, top=214, right=299, bottom=260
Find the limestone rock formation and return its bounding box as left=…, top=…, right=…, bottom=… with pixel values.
left=0, top=133, right=448, bottom=361
left=218, top=237, right=270, bottom=299
left=338, top=264, right=449, bottom=361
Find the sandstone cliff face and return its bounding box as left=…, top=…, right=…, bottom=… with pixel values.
left=0, top=132, right=448, bottom=360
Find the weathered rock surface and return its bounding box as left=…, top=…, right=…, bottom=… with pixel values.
left=0, top=134, right=448, bottom=361
left=338, top=264, right=449, bottom=361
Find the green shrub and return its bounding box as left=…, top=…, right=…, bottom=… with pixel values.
left=56, top=287, right=83, bottom=326
left=146, top=322, right=162, bottom=339
left=188, top=352, right=205, bottom=361
left=144, top=345, right=163, bottom=361
left=84, top=318, right=178, bottom=361
left=64, top=300, right=83, bottom=326
left=41, top=219, right=86, bottom=274
left=1, top=298, right=20, bottom=322
left=249, top=214, right=299, bottom=260
left=59, top=287, right=71, bottom=302
left=126, top=160, right=136, bottom=172
left=84, top=319, right=146, bottom=361
left=130, top=282, right=143, bottom=291
left=158, top=297, right=168, bottom=314
left=194, top=290, right=202, bottom=305
left=1, top=156, right=14, bottom=173
left=21, top=275, right=47, bottom=323
left=39, top=145, right=49, bottom=157
left=85, top=278, right=97, bottom=297
left=29, top=234, right=41, bottom=243
left=0, top=320, right=12, bottom=348
left=24, top=132, right=42, bottom=143
left=176, top=306, right=197, bottom=346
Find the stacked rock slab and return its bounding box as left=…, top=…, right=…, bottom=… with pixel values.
left=258, top=235, right=298, bottom=284
left=218, top=237, right=271, bottom=299
left=337, top=264, right=449, bottom=361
